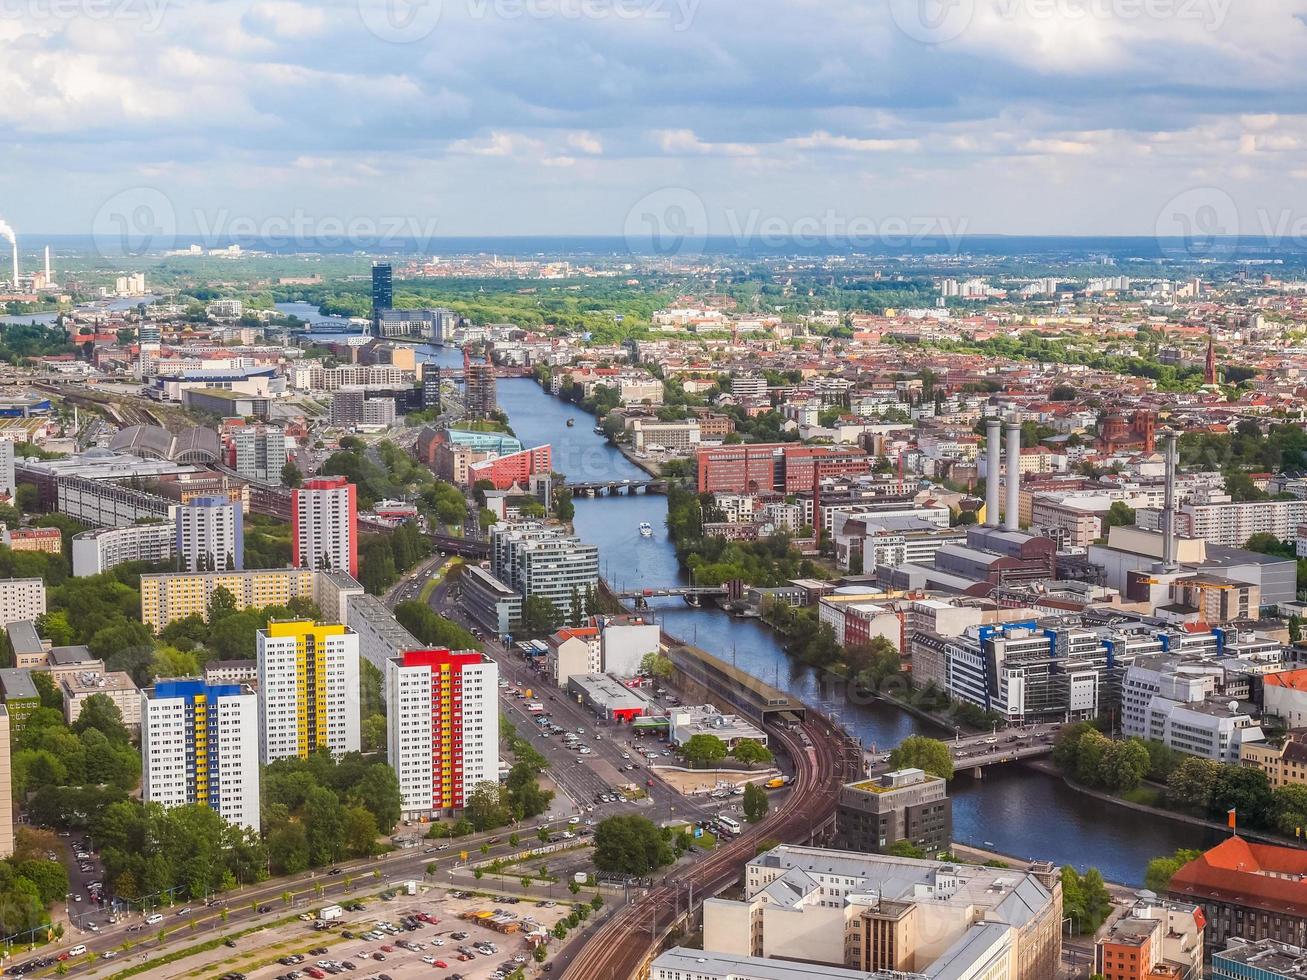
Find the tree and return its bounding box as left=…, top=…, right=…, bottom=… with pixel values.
left=639, top=652, right=675, bottom=680
left=731, top=739, right=773, bottom=768
left=465, top=782, right=509, bottom=832
left=521, top=595, right=563, bottom=638
left=1061, top=866, right=1112, bottom=933
left=681, top=734, right=727, bottom=768
left=71, top=694, right=129, bottom=742
left=1208, top=765, right=1274, bottom=828
left=281, top=462, right=303, bottom=488
left=1273, top=784, right=1307, bottom=837
left=884, top=840, right=924, bottom=858
left=1166, top=757, right=1220, bottom=814
left=593, top=815, right=674, bottom=876
left=1143, top=848, right=1202, bottom=893
left=888, top=736, right=954, bottom=780
left=206, top=586, right=238, bottom=622
left=1104, top=501, right=1136, bottom=529
left=742, top=783, right=768, bottom=823
left=343, top=806, right=380, bottom=857
left=1096, top=738, right=1150, bottom=792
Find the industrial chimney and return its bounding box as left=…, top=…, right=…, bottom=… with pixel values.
left=9, top=241, right=15, bottom=291
left=1161, top=430, right=1178, bottom=571
left=985, top=417, right=1002, bottom=527
left=43, top=246, right=50, bottom=283
left=1004, top=415, right=1021, bottom=532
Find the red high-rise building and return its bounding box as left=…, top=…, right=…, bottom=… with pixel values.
left=291, top=476, right=358, bottom=576
left=466, top=445, right=553, bottom=491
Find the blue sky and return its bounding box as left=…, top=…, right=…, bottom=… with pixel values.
left=4, top=0, right=1307, bottom=239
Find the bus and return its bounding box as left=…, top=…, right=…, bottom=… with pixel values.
left=717, top=815, right=742, bottom=836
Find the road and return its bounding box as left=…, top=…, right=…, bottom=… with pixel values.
left=19, top=816, right=599, bottom=977
left=382, top=553, right=447, bottom=610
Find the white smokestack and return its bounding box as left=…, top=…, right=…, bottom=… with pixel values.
left=1004, top=415, right=1021, bottom=531
left=0, top=219, right=15, bottom=288
left=44, top=246, right=50, bottom=283
left=985, top=417, right=1002, bottom=527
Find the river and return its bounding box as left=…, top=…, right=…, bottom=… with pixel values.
left=414, top=357, right=1217, bottom=885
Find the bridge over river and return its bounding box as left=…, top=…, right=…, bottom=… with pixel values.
left=865, top=722, right=1060, bottom=778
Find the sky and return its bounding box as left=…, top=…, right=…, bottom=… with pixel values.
left=5, top=0, right=1307, bottom=242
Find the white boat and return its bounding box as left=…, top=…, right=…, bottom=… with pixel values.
left=639, top=522, right=653, bottom=538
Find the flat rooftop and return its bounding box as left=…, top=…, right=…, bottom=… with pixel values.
left=651, top=948, right=888, bottom=980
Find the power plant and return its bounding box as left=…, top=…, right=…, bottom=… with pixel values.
left=0, top=218, right=16, bottom=290
left=0, top=219, right=56, bottom=293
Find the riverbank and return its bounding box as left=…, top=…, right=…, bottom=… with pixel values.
left=1024, top=758, right=1296, bottom=848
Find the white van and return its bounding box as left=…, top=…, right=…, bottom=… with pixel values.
left=145, top=913, right=164, bottom=925
left=69, top=945, right=87, bottom=956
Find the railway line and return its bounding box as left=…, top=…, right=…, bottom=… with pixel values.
left=560, top=712, right=856, bottom=980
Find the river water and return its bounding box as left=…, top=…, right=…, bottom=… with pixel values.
left=415, top=358, right=1218, bottom=884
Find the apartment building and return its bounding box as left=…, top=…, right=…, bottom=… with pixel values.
left=72, top=523, right=176, bottom=576
left=1139, top=494, right=1307, bottom=547
left=385, top=649, right=499, bottom=817
left=2, top=527, right=62, bottom=555
left=256, top=621, right=361, bottom=763
left=490, top=523, right=599, bottom=615
left=0, top=579, right=44, bottom=630
left=0, top=708, right=12, bottom=858
left=1242, top=728, right=1307, bottom=788
left=466, top=445, right=552, bottom=491
left=61, top=671, right=142, bottom=729
left=231, top=424, right=288, bottom=483
left=139, top=568, right=319, bottom=630
left=176, top=496, right=243, bottom=573
left=703, top=845, right=1061, bottom=980
left=631, top=419, right=701, bottom=453
left=141, top=680, right=260, bottom=831
left=292, top=477, right=358, bottom=577
left=330, top=388, right=397, bottom=430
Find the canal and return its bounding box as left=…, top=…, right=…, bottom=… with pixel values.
left=417, top=357, right=1219, bottom=884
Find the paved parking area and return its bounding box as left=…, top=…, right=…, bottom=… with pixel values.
left=166, top=890, right=577, bottom=980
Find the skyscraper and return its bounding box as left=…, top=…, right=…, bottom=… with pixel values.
left=141, top=680, right=260, bottom=831
left=256, top=620, right=360, bottom=763
left=464, top=362, right=497, bottom=419
left=292, top=477, right=358, bottom=575
left=176, top=496, right=243, bottom=572
left=386, top=648, right=499, bottom=817
left=371, top=262, right=392, bottom=336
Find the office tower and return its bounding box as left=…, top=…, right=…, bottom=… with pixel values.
left=464, top=362, right=497, bottom=419
left=0, top=440, right=13, bottom=502
left=371, top=262, right=393, bottom=336
left=489, top=523, right=599, bottom=614
left=176, top=496, right=243, bottom=572
left=141, top=680, right=260, bottom=831
left=292, top=477, right=358, bottom=576
left=386, top=649, right=499, bottom=816
left=256, top=620, right=360, bottom=763
left=421, top=365, right=442, bottom=410
left=232, top=424, right=288, bottom=483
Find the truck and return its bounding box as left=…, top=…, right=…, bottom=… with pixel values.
left=318, top=904, right=343, bottom=921
left=765, top=776, right=789, bottom=789
left=524, top=689, right=534, bottom=699
left=405, top=880, right=418, bottom=896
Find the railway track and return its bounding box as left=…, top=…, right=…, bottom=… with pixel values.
left=561, top=714, right=852, bottom=979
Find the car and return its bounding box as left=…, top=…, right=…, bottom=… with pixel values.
left=176, top=907, right=192, bottom=916
left=101, top=951, right=117, bottom=960
left=380, top=944, right=395, bottom=952
left=434, top=961, right=447, bottom=969
left=328, top=867, right=342, bottom=875
left=422, top=956, right=437, bottom=965
left=431, top=938, right=445, bottom=946
left=72, top=895, right=81, bottom=902
left=310, top=948, right=329, bottom=956
left=258, top=904, right=273, bottom=913
left=225, top=939, right=237, bottom=948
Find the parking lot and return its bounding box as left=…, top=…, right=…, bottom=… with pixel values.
left=241, top=891, right=576, bottom=980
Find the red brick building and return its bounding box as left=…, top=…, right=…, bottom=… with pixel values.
left=695, top=443, right=871, bottom=494
left=467, top=446, right=553, bottom=491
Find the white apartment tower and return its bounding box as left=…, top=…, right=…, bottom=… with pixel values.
left=176, top=496, right=243, bottom=572
left=386, top=648, right=499, bottom=817
left=141, top=680, right=260, bottom=832
left=256, top=620, right=361, bottom=763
